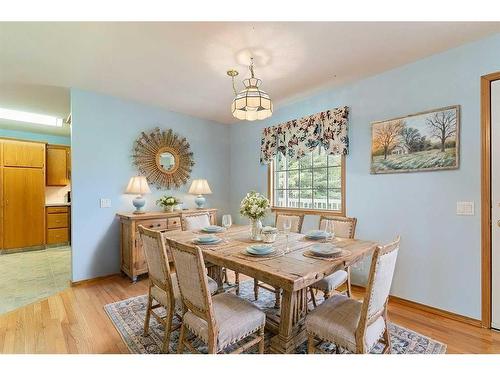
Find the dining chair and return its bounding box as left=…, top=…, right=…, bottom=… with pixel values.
left=181, top=212, right=240, bottom=295
left=253, top=212, right=304, bottom=308
left=181, top=212, right=211, bottom=231
left=167, top=239, right=266, bottom=354
left=309, top=216, right=358, bottom=306
left=138, top=225, right=218, bottom=353
left=306, top=236, right=400, bottom=354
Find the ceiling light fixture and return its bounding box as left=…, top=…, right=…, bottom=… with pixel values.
left=0, top=107, right=64, bottom=127
left=227, top=57, right=273, bottom=121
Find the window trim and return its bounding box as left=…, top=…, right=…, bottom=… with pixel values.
left=267, top=154, right=346, bottom=216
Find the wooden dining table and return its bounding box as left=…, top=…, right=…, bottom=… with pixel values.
left=164, top=225, right=377, bottom=354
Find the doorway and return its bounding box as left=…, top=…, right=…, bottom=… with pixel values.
left=481, top=72, right=500, bottom=329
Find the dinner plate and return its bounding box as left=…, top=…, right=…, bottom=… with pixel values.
left=246, top=246, right=273, bottom=256
left=201, top=226, right=225, bottom=233
left=310, top=244, right=342, bottom=257
left=193, top=237, right=222, bottom=245
left=305, top=230, right=330, bottom=240
left=249, top=243, right=273, bottom=252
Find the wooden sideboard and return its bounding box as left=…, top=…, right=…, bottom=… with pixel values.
left=117, top=208, right=218, bottom=281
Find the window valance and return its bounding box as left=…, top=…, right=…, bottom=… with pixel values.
left=259, top=106, right=349, bottom=164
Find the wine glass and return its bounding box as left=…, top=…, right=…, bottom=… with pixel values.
left=324, top=220, right=335, bottom=241
left=283, top=217, right=292, bottom=251
left=222, top=214, right=232, bottom=230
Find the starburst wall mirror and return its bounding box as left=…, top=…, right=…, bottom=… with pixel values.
left=132, top=127, right=194, bottom=189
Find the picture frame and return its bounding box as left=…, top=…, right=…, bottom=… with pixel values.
left=370, top=105, right=460, bottom=174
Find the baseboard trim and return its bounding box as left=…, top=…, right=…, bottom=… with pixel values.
left=351, top=284, right=482, bottom=328
left=71, top=273, right=121, bottom=287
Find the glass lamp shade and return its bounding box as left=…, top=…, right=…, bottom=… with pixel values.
left=231, top=78, right=273, bottom=121
left=125, top=176, right=151, bottom=195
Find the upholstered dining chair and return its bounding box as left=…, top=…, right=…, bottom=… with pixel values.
left=309, top=216, right=357, bottom=307
left=253, top=212, right=304, bottom=308
left=181, top=212, right=240, bottom=295
left=306, top=236, right=400, bottom=354
left=167, top=239, right=266, bottom=354
left=181, top=212, right=211, bottom=231
left=138, top=225, right=218, bottom=353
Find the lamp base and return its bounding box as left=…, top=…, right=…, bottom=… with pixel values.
left=194, top=195, right=206, bottom=209
left=132, top=195, right=146, bottom=214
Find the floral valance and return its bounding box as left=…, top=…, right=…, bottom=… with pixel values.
left=260, top=106, right=349, bottom=164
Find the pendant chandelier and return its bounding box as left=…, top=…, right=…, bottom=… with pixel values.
left=227, top=58, right=273, bottom=121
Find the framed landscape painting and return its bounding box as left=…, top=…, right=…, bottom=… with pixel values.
left=370, top=105, right=460, bottom=174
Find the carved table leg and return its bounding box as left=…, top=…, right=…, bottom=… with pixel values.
left=269, top=288, right=308, bottom=353
left=206, top=264, right=224, bottom=292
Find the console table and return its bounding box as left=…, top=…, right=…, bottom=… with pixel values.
left=116, top=208, right=218, bottom=281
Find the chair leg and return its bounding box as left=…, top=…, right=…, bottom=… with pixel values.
left=383, top=322, right=392, bottom=354
left=258, top=326, right=265, bottom=354
left=346, top=267, right=352, bottom=298
left=161, top=308, right=174, bottom=354
left=177, top=323, right=186, bottom=354
left=253, top=279, right=259, bottom=301
left=324, top=290, right=332, bottom=300
left=235, top=272, right=240, bottom=296
left=309, top=287, right=317, bottom=308
left=307, top=334, right=316, bottom=354
left=143, top=287, right=153, bottom=336
left=274, top=288, right=281, bottom=309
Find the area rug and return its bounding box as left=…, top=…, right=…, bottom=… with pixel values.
left=104, top=281, right=446, bottom=354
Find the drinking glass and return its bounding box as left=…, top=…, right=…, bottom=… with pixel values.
left=283, top=217, right=292, bottom=251
left=324, top=220, right=335, bottom=240
left=222, top=214, right=232, bottom=230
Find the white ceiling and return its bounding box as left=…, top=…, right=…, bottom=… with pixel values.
left=0, top=22, right=499, bottom=127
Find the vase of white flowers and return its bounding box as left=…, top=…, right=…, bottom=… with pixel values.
left=157, top=195, right=180, bottom=212
left=239, top=191, right=269, bottom=240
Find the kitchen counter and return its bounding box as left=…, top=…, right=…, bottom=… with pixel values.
left=45, top=202, right=71, bottom=207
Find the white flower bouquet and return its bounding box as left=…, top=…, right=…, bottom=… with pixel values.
left=239, top=191, right=269, bottom=220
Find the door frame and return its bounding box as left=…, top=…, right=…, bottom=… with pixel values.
left=481, top=72, right=500, bottom=328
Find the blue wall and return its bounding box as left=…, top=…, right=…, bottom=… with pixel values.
left=0, top=128, right=70, bottom=145
left=229, top=33, right=500, bottom=319
left=71, top=89, right=230, bottom=282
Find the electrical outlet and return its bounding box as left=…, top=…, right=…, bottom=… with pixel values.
left=100, top=198, right=112, bottom=208
left=456, top=201, right=474, bottom=216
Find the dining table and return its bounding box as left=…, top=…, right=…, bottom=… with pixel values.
left=163, top=225, right=378, bottom=354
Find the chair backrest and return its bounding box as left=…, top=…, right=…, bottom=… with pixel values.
left=275, top=213, right=304, bottom=233
left=356, top=236, right=400, bottom=349
left=181, top=213, right=211, bottom=231
left=319, top=216, right=357, bottom=238
left=167, top=238, right=215, bottom=323
left=138, top=225, right=174, bottom=293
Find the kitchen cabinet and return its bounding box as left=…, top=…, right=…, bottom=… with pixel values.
left=46, top=145, right=70, bottom=186
left=46, top=205, right=70, bottom=245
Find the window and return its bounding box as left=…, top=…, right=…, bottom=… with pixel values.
left=269, top=147, right=345, bottom=213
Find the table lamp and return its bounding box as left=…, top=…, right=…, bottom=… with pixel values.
left=188, top=179, right=212, bottom=208
left=125, top=176, right=151, bottom=214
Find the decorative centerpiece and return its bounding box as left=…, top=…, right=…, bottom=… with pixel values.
left=239, top=191, right=269, bottom=240
left=157, top=195, right=180, bottom=212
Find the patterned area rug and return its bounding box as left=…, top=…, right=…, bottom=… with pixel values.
left=104, top=281, right=446, bottom=354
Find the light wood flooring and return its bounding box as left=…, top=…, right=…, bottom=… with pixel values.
left=1, top=273, right=499, bottom=354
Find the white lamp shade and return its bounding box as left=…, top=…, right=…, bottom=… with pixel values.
left=125, top=176, right=151, bottom=195
left=188, top=179, right=212, bottom=195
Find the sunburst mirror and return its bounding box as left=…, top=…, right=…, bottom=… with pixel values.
left=132, top=127, right=194, bottom=189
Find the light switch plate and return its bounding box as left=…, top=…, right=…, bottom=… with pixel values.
left=100, top=198, right=112, bottom=208
left=456, top=201, right=474, bottom=216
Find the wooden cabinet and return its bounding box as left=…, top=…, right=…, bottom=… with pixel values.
left=46, top=145, right=70, bottom=186
left=2, top=139, right=45, bottom=168
left=117, top=209, right=217, bottom=281
left=2, top=167, right=45, bottom=249
left=46, top=206, right=70, bottom=245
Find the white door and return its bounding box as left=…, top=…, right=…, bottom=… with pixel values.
left=492, top=79, right=500, bottom=329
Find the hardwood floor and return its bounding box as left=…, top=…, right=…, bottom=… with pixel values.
left=0, top=273, right=499, bottom=354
